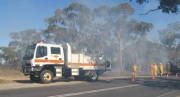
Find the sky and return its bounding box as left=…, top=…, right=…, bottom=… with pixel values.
left=0, top=0, right=179, bottom=47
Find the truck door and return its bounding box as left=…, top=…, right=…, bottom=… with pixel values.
left=49, top=46, right=64, bottom=65
left=35, top=45, right=48, bottom=65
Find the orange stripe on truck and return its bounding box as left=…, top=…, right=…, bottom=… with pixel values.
left=34, top=59, right=64, bottom=63
left=68, top=63, right=105, bottom=66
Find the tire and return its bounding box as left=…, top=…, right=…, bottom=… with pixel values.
left=87, top=71, right=98, bottom=82
left=40, top=70, right=53, bottom=84
left=63, top=68, right=71, bottom=79
left=30, top=74, right=40, bottom=83
left=64, top=75, right=69, bottom=79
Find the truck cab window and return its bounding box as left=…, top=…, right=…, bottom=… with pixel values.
left=51, top=47, right=61, bottom=54
left=36, top=46, right=47, bottom=58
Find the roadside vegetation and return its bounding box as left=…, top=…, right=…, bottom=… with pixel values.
left=0, top=65, right=26, bottom=84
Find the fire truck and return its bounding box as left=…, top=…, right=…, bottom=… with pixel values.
left=22, top=42, right=111, bottom=84
left=167, top=58, right=180, bottom=75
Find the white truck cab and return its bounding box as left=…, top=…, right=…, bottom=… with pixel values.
left=22, top=42, right=111, bottom=84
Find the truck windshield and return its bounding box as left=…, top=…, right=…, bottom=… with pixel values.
left=23, top=44, right=36, bottom=60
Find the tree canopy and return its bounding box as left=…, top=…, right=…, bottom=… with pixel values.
left=158, top=21, right=180, bottom=59
left=134, top=0, right=180, bottom=15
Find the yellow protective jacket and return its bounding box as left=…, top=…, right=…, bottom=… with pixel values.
left=154, top=64, right=158, bottom=71
left=132, top=65, right=138, bottom=72
left=159, top=64, right=163, bottom=70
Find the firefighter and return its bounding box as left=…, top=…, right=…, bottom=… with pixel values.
left=167, top=63, right=171, bottom=76
left=132, top=64, right=138, bottom=77
left=159, top=63, right=164, bottom=76
left=150, top=63, right=154, bottom=76
left=153, top=63, right=158, bottom=76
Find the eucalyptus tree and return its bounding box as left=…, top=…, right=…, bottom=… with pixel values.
left=94, top=3, right=135, bottom=71
left=0, top=47, right=17, bottom=67
left=125, top=19, right=153, bottom=64
left=9, top=29, right=41, bottom=64
left=44, top=9, right=67, bottom=44
left=94, top=3, right=153, bottom=72
left=44, top=2, right=92, bottom=52
left=158, top=21, right=180, bottom=59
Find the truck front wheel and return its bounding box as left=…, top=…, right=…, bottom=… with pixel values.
left=40, top=70, right=53, bottom=84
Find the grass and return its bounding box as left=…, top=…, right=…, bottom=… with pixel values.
left=0, top=66, right=26, bottom=84
left=0, top=79, right=14, bottom=84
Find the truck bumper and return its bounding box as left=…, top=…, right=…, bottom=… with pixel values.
left=22, top=66, right=41, bottom=75
left=22, top=66, right=32, bottom=75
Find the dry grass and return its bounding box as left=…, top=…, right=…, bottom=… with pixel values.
left=0, top=66, right=21, bottom=76
left=0, top=79, right=14, bottom=84
left=0, top=66, right=28, bottom=84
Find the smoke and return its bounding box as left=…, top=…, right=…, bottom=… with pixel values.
left=95, top=3, right=165, bottom=76
left=44, top=1, right=170, bottom=76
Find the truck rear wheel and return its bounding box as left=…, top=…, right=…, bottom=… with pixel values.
left=30, top=75, right=40, bottom=83
left=40, top=70, right=53, bottom=84
left=87, top=71, right=98, bottom=82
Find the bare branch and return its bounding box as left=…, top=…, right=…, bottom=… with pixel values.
left=139, top=8, right=160, bottom=15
